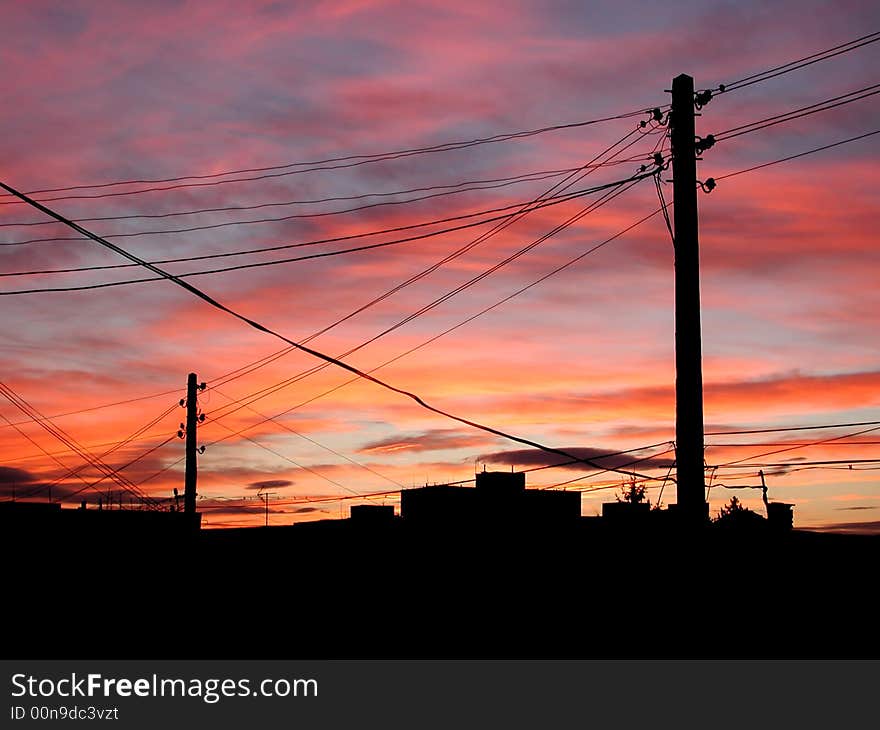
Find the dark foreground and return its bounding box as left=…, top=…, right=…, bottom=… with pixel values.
left=5, top=513, right=878, bottom=659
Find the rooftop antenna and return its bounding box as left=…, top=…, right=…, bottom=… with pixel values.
left=759, top=469, right=770, bottom=516
left=257, top=487, right=276, bottom=527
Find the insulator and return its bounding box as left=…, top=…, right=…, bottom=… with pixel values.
left=694, top=134, right=716, bottom=156
left=179, top=398, right=185, bottom=407
left=694, top=89, right=713, bottom=109
left=698, top=178, right=717, bottom=194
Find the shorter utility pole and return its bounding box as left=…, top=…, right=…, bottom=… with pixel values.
left=183, top=373, right=205, bottom=516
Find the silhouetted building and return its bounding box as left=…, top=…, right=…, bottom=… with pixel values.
left=0, top=501, right=61, bottom=517
left=400, top=471, right=580, bottom=526
left=350, top=504, right=396, bottom=524
left=0, top=501, right=62, bottom=535
left=601, top=500, right=651, bottom=522
left=475, top=470, right=525, bottom=494
left=0, top=501, right=200, bottom=541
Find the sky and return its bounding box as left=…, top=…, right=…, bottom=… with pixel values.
left=0, top=0, right=878, bottom=531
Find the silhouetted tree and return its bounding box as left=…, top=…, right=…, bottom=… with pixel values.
left=617, top=478, right=647, bottom=505
left=714, top=494, right=765, bottom=528
left=718, top=495, right=744, bottom=517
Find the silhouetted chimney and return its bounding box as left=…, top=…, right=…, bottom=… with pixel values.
left=766, top=502, right=794, bottom=531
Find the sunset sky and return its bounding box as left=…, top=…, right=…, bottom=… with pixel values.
left=1, top=0, right=878, bottom=531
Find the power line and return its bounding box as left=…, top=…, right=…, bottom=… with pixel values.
left=0, top=186, right=597, bottom=269
left=186, top=189, right=664, bottom=483
left=0, top=108, right=656, bottom=204
left=710, top=425, right=880, bottom=470
left=0, top=164, right=642, bottom=229
left=147, top=180, right=667, bottom=454
left=1, top=132, right=653, bottom=444
left=0, top=387, right=184, bottom=430
left=0, top=409, right=93, bottom=501
left=129, top=452, right=185, bottom=491
left=1, top=168, right=639, bottom=246
left=706, top=419, right=880, bottom=436
left=0, top=409, right=166, bottom=509
left=713, top=82, right=880, bottom=142
left=0, top=176, right=651, bottom=296
left=707, top=440, right=880, bottom=447
left=653, top=170, right=674, bottom=244
left=6, top=125, right=866, bottom=470
left=1, top=132, right=657, bottom=480
left=20, top=106, right=874, bottom=290
left=15, top=402, right=178, bottom=502
left=199, top=488, right=403, bottom=510
left=3, top=140, right=655, bottom=432
left=516, top=440, right=675, bottom=475
left=2, top=128, right=649, bottom=280
left=715, top=128, right=880, bottom=180
left=201, top=451, right=685, bottom=514
left=12, top=116, right=867, bottom=496
left=174, top=143, right=666, bottom=434
left=5, top=125, right=868, bottom=429
left=0, top=178, right=651, bottom=296
left=0, top=429, right=170, bottom=465
left=0, top=382, right=159, bottom=507
left=710, top=31, right=880, bottom=95
left=536, top=446, right=677, bottom=489
left=210, top=384, right=406, bottom=490
left=197, top=124, right=880, bottom=491
left=189, top=177, right=649, bottom=430
left=0, top=179, right=661, bottom=483
left=156, top=133, right=663, bottom=444
left=207, top=417, right=368, bottom=498
left=57, top=436, right=176, bottom=505
left=713, top=458, right=880, bottom=471
left=124, top=191, right=674, bottom=503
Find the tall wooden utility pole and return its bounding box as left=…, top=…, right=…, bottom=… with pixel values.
left=184, top=372, right=199, bottom=515
left=670, top=74, right=707, bottom=522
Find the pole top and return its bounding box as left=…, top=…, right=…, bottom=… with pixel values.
left=672, top=74, right=694, bottom=90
